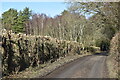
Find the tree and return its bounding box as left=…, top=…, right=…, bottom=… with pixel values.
left=68, top=2, right=120, bottom=46
left=2, top=8, right=18, bottom=30
left=2, top=7, right=32, bottom=33
left=26, top=10, right=87, bottom=42
left=68, top=2, right=120, bottom=32
left=13, top=7, right=32, bottom=33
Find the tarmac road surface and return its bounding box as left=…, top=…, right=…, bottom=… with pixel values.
left=43, top=53, right=108, bottom=78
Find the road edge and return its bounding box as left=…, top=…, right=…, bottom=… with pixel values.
left=40, top=54, right=92, bottom=78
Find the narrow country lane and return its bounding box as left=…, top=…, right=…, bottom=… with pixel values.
left=43, top=53, right=108, bottom=78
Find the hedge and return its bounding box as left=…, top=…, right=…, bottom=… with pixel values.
left=0, top=30, right=87, bottom=76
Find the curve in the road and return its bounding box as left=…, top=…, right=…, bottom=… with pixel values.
left=42, top=55, right=108, bottom=78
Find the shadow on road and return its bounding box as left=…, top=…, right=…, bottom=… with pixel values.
left=94, top=52, right=108, bottom=56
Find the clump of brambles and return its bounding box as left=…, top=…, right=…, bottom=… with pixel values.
left=1, top=29, right=91, bottom=76
left=109, top=32, right=120, bottom=78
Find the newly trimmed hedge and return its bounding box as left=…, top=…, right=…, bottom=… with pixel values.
left=1, top=30, right=87, bottom=76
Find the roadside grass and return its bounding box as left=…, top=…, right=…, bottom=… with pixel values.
left=107, top=56, right=117, bottom=78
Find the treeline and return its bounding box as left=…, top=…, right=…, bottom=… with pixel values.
left=1, top=8, right=87, bottom=44
left=1, top=2, right=120, bottom=49
left=26, top=11, right=87, bottom=42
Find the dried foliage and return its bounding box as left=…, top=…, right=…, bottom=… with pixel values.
left=0, top=30, right=93, bottom=76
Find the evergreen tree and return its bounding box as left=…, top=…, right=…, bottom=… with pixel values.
left=2, top=8, right=18, bottom=30
left=13, top=7, right=32, bottom=33
left=2, top=7, right=32, bottom=33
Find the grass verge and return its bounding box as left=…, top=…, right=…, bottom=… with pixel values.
left=106, top=56, right=117, bottom=78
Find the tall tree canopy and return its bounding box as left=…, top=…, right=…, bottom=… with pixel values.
left=26, top=10, right=87, bottom=42
left=68, top=2, right=120, bottom=32
left=2, top=8, right=18, bottom=30
left=68, top=2, right=120, bottom=49
left=13, top=7, right=32, bottom=33
left=2, top=7, right=32, bottom=33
